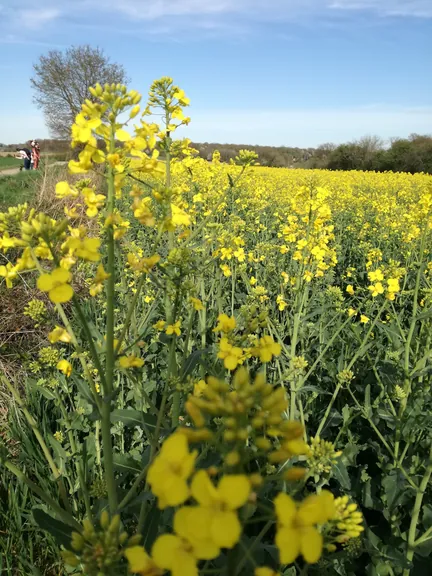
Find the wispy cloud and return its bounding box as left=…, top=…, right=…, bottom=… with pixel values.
left=93, top=0, right=432, bottom=21
left=19, top=8, right=60, bottom=29
left=1, top=0, right=431, bottom=37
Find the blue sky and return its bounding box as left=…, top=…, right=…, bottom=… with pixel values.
left=1, top=0, right=431, bottom=146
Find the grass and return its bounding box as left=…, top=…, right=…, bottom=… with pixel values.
left=0, top=172, right=42, bottom=208
left=0, top=157, right=22, bottom=171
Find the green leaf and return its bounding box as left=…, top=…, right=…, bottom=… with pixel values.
left=333, top=459, right=351, bottom=490
left=111, top=409, right=144, bottom=428
left=141, top=502, right=161, bottom=550
left=181, top=348, right=210, bottom=379
left=32, top=508, right=74, bottom=548
left=113, top=454, right=141, bottom=475
left=27, top=381, right=56, bottom=400
left=382, top=471, right=404, bottom=510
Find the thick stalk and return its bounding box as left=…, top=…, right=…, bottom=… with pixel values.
left=395, top=231, right=426, bottom=462
left=101, top=122, right=118, bottom=513
left=403, top=452, right=432, bottom=576
left=289, top=282, right=309, bottom=419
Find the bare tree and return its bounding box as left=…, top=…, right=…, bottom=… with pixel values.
left=31, top=45, right=129, bottom=138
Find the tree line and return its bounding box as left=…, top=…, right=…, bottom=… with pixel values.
left=192, top=135, right=432, bottom=174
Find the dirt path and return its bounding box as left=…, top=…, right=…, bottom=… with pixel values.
left=0, top=162, right=67, bottom=177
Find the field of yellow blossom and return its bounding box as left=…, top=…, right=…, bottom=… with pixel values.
left=1, top=78, right=432, bottom=576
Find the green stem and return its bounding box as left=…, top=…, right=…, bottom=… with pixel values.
left=395, top=230, right=427, bottom=462
left=101, top=121, right=118, bottom=513
left=403, top=452, right=432, bottom=576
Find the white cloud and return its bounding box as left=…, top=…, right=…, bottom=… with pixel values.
left=2, top=0, right=431, bottom=36
left=91, top=0, right=432, bottom=20
left=19, top=8, right=60, bottom=29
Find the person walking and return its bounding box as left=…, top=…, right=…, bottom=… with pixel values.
left=15, top=147, right=32, bottom=170
left=31, top=140, right=41, bottom=170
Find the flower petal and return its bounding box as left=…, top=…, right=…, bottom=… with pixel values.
left=274, top=492, right=297, bottom=526
left=37, top=273, right=54, bottom=292
left=152, top=534, right=180, bottom=570
left=210, top=510, right=241, bottom=549
left=218, top=475, right=250, bottom=510
left=52, top=267, right=72, bottom=284
left=116, top=129, right=131, bottom=142
left=49, top=284, right=74, bottom=304
left=173, top=550, right=198, bottom=576
left=124, top=546, right=152, bottom=573
left=300, top=527, right=323, bottom=564
left=297, top=494, right=328, bottom=526
left=275, top=526, right=301, bottom=564
left=161, top=433, right=188, bottom=462
left=191, top=470, right=217, bottom=507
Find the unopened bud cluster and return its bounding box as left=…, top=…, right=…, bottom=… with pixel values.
left=185, top=367, right=309, bottom=470
left=62, top=512, right=140, bottom=575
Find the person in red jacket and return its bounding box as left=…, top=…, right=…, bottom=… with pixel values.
left=31, top=140, right=41, bottom=170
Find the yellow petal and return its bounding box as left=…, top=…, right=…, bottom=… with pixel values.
left=300, top=527, right=323, bottom=564
left=164, top=478, right=189, bottom=508
left=297, top=494, right=329, bottom=526
left=37, top=273, right=54, bottom=292
left=49, top=284, right=74, bottom=304
left=224, top=355, right=239, bottom=371
left=210, top=510, right=241, bottom=549
left=173, top=550, right=198, bottom=576
left=276, top=527, right=301, bottom=564
left=87, top=117, right=102, bottom=129
left=191, top=470, right=217, bottom=507
left=55, top=181, right=72, bottom=198
left=52, top=267, right=72, bottom=284
left=160, top=433, right=188, bottom=462
left=274, top=493, right=297, bottom=526
left=174, top=507, right=219, bottom=560
left=218, top=475, right=250, bottom=510
left=124, top=546, right=152, bottom=573
left=116, top=129, right=131, bottom=142
left=152, top=534, right=179, bottom=570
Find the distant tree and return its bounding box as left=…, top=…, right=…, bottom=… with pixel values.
left=327, top=144, right=364, bottom=171
left=31, top=45, right=129, bottom=138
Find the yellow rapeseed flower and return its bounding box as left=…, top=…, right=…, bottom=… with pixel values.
left=190, top=470, right=250, bottom=549
left=274, top=491, right=335, bottom=565
left=213, top=313, right=236, bottom=333
left=217, top=338, right=243, bottom=370
left=166, top=320, right=181, bottom=336
left=57, top=359, right=72, bottom=377
left=251, top=335, right=281, bottom=363
left=118, top=354, right=144, bottom=369
left=147, top=433, right=197, bottom=509
left=37, top=268, right=73, bottom=304
left=48, top=326, right=72, bottom=344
